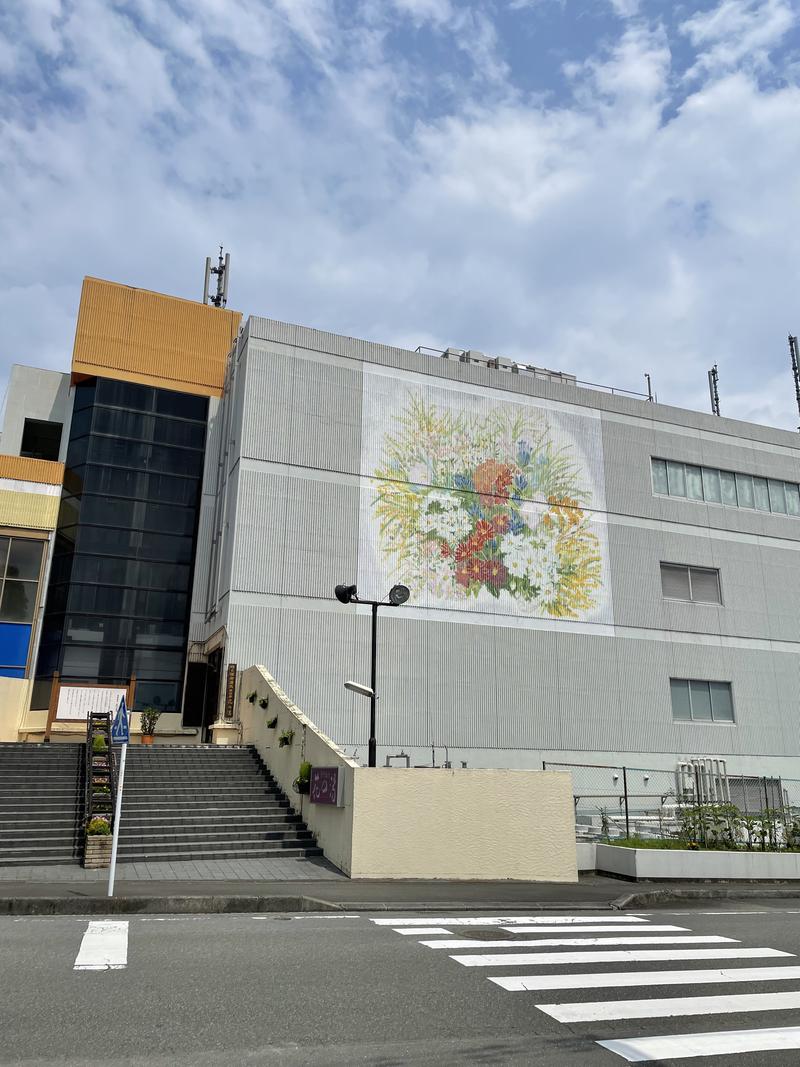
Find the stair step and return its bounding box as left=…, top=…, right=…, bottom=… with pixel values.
left=117, top=845, right=323, bottom=862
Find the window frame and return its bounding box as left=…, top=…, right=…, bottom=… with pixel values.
left=652, top=458, right=800, bottom=520
left=670, top=677, right=736, bottom=724
left=660, top=562, right=723, bottom=605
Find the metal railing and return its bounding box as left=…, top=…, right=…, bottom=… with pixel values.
left=544, top=760, right=800, bottom=850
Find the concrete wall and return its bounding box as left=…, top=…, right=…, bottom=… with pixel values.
left=0, top=366, right=70, bottom=457
left=238, top=665, right=578, bottom=882
left=0, top=678, right=32, bottom=741
left=195, top=316, right=800, bottom=777
left=595, top=842, right=800, bottom=881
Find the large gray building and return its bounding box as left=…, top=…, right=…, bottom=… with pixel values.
left=189, top=315, right=800, bottom=779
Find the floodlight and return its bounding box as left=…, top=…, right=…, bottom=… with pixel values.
left=344, top=680, right=374, bottom=699
left=335, top=584, right=358, bottom=604
left=388, top=584, right=410, bottom=606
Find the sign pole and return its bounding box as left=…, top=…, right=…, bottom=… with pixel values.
left=107, top=742, right=127, bottom=897
left=107, top=694, right=130, bottom=899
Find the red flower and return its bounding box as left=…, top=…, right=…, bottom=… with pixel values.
left=456, top=558, right=483, bottom=586
left=440, top=541, right=451, bottom=558
left=474, top=460, right=514, bottom=502
left=491, top=513, right=510, bottom=535
left=479, top=557, right=509, bottom=588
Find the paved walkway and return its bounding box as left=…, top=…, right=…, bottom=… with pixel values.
left=0, top=855, right=344, bottom=883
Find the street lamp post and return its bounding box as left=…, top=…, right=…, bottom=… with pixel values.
left=335, top=582, right=410, bottom=767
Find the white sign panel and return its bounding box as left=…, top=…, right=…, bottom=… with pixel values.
left=359, top=365, right=614, bottom=627
left=56, top=687, right=127, bottom=721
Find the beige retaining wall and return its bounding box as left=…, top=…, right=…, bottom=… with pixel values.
left=238, top=665, right=578, bottom=882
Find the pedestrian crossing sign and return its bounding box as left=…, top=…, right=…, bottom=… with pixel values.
left=111, top=695, right=129, bottom=744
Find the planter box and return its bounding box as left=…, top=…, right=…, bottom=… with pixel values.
left=84, top=835, right=112, bottom=869
left=596, top=842, right=800, bottom=882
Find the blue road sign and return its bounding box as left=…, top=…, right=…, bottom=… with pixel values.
left=111, top=695, right=129, bottom=744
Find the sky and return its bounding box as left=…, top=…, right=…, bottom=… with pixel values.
left=1, top=0, right=800, bottom=428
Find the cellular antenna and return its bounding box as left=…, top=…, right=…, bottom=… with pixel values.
left=203, top=246, right=230, bottom=308
left=708, top=363, right=721, bottom=416
left=789, top=335, right=800, bottom=433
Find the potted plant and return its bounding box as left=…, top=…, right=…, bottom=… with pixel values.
left=91, top=735, right=107, bottom=755
left=84, top=816, right=112, bottom=869
left=140, top=706, right=162, bottom=745
left=293, top=761, right=312, bottom=795
left=266, top=716, right=278, bottom=729
left=247, top=690, right=257, bottom=704
left=259, top=696, right=269, bottom=709
left=278, top=728, right=294, bottom=748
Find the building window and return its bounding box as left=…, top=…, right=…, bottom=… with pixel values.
left=0, top=536, right=44, bottom=677
left=20, top=419, right=63, bottom=461
left=660, top=563, right=721, bottom=604
left=652, top=458, right=800, bottom=517
left=670, top=679, right=734, bottom=723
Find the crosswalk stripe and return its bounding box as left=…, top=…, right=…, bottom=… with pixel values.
left=489, top=965, right=800, bottom=992
left=502, top=925, right=688, bottom=934
left=394, top=927, right=452, bottom=935
left=369, top=915, right=648, bottom=926
left=424, top=935, right=736, bottom=949
left=73, top=921, right=128, bottom=971
left=540, top=989, right=800, bottom=1022
left=597, top=1025, right=800, bottom=1062
left=451, top=947, right=792, bottom=967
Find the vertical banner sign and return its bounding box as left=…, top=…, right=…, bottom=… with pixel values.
left=224, top=663, right=238, bottom=720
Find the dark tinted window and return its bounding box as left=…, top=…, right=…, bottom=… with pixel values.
left=20, top=418, right=62, bottom=461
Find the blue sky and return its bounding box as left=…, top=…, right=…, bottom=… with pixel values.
left=1, top=0, right=800, bottom=427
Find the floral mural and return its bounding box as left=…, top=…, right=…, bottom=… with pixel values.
left=368, top=390, right=607, bottom=620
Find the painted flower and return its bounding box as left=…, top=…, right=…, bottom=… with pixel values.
left=473, top=459, right=514, bottom=502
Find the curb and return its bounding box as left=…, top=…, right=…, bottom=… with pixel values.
left=612, top=885, right=800, bottom=910
left=0, top=895, right=343, bottom=916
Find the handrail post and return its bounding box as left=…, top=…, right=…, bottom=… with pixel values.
left=622, top=766, right=630, bottom=839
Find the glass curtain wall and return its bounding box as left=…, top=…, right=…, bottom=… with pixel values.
left=34, top=378, right=207, bottom=712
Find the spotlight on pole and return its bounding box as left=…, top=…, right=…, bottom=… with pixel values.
left=335, top=584, right=358, bottom=604
left=388, top=583, right=410, bottom=606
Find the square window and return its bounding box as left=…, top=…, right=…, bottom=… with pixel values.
left=670, top=679, right=692, bottom=720
left=661, top=564, right=691, bottom=600
left=0, top=581, right=37, bottom=623
left=667, top=462, right=686, bottom=497
left=6, top=540, right=43, bottom=580
left=20, top=418, right=62, bottom=461
left=651, top=459, right=668, bottom=495
left=786, top=484, right=800, bottom=517
left=690, top=680, right=713, bottom=720
left=689, top=568, right=721, bottom=604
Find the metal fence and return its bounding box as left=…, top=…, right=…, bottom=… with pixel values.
left=543, top=760, right=800, bottom=850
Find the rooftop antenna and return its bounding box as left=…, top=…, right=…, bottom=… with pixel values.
left=708, top=363, right=721, bottom=416
left=789, top=336, right=800, bottom=432
left=644, top=373, right=654, bottom=403
left=203, top=246, right=230, bottom=308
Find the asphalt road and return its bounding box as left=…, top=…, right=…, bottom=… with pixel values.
left=4, top=902, right=800, bottom=1065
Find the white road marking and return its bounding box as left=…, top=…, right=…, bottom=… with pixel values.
left=451, top=947, right=792, bottom=967
left=489, top=965, right=800, bottom=992
left=395, top=927, right=452, bottom=935
left=73, top=921, right=129, bottom=971
left=370, top=915, right=648, bottom=926
left=540, top=989, right=800, bottom=1022
left=503, top=925, right=688, bottom=934
left=598, top=1026, right=800, bottom=1062
left=423, top=935, right=736, bottom=950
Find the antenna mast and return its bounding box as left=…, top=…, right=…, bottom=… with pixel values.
left=708, top=363, right=721, bottom=416
left=789, top=336, right=800, bottom=433
left=202, top=246, right=230, bottom=308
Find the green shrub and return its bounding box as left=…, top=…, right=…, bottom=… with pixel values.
left=278, top=729, right=294, bottom=748
left=87, top=817, right=111, bottom=836
left=266, top=716, right=278, bottom=729
left=91, top=736, right=107, bottom=753
left=247, top=691, right=257, bottom=703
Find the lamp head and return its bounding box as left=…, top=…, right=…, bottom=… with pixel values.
left=388, top=583, right=410, bottom=606
left=344, top=680, right=374, bottom=698
left=335, top=584, right=358, bottom=604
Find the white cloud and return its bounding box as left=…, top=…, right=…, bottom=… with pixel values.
left=680, top=0, right=796, bottom=78
left=1, top=1, right=800, bottom=432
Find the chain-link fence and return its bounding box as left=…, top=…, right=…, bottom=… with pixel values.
left=544, top=760, right=800, bottom=850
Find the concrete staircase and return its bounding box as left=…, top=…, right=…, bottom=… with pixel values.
left=0, top=743, right=84, bottom=866
left=116, top=745, right=322, bottom=863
